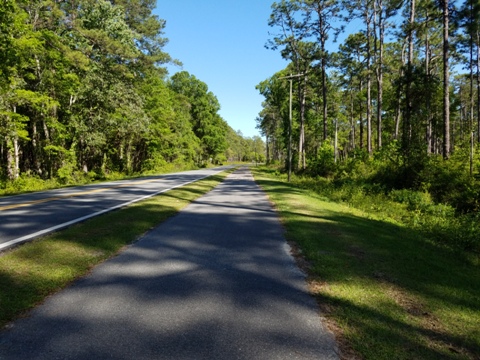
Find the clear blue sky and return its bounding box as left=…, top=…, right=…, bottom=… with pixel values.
left=153, top=1, right=288, bottom=139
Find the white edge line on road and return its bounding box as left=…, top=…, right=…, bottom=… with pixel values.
left=0, top=170, right=225, bottom=251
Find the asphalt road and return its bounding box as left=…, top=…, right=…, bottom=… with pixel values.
left=0, top=167, right=338, bottom=359
left=0, top=166, right=233, bottom=251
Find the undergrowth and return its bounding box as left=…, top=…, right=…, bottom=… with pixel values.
left=289, top=176, right=479, bottom=253
left=291, top=142, right=480, bottom=253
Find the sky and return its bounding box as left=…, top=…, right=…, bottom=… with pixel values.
left=153, top=1, right=289, bottom=139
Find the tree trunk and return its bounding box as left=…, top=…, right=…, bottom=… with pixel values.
left=7, top=137, right=14, bottom=180
left=288, top=77, right=293, bottom=182
left=443, top=0, right=450, bottom=159
left=266, top=133, right=270, bottom=164
left=13, top=136, right=19, bottom=179
left=350, top=89, right=356, bottom=152
left=126, top=138, right=133, bottom=174
left=477, top=31, right=480, bottom=143
left=359, top=81, right=364, bottom=149
left=404, top=0, right=415, bottom=152
left=425, top=11, right=433, bottom=154
left=366, top=5, right=372, bottom=155
left=469, top=8, right=474, bottom=176
left=394, top=44, right=406, bottom=141
left=7, top=135, right=20, bottom=180
left=375, top=0, right=384, bottom=150
left=9, top=106, right=20, bottom=180
left=298, top=76, right=307, bottom=170
left=321, top=43, right=328, bottom=141
left=334, top=118, right=338, bottom=163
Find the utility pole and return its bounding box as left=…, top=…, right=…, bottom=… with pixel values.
left=278, top=73, right=306, bottom=182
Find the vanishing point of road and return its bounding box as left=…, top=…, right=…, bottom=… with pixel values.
left=0, top=167, right=338, bottom=359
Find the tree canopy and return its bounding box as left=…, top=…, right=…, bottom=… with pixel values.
left=259, top=0, right=480, bottom=213
left=0, top=0, right=261, bottom=185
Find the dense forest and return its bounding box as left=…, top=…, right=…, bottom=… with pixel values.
left=0, top=0, right=264, bottom=188
left=258, top=0, right=480, bottom=251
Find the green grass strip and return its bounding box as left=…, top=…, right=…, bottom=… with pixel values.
left=253, top=167, right=480, bottom=360
left=0, top=173, right=228, bottom=328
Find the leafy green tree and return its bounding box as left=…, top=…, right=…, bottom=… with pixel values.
left=1, top=1, right=68, bottom=178
left=0, top=0, right=15, bottom=84
left=169, top=71, right=227, bottom=163
left=333, top=32, right=370, bottom=150
left=456, top=0, right=480, bottom=173
left=301, top=0, right=342, bottom=141
left=111, top=0, right=172, bottom=68
left=62, top=0, right=147, bottom=174
left=268, top=1, right=318, bottom=170
left=140, top=70, right=199, bottom=170
left=1, top=0, right=245, bottom=186
left=342, top=0, right=375, bottom=154
left=0, top=85, right=30, bottom=180
left=256, top=73, right=290, bottom=165
left=372, top=0, right=402, bottom=149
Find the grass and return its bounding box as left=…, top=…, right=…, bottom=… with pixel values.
left=253, top=167, right=480, bottom=360
left=290, top=176, right=480, bottom=253
left=0, top=172, right=228, bottom=329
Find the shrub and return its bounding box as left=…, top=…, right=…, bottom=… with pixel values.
left=420, top=154, right=480, bottom=213
left=57, top=163, right=77, bottom=185
left=288, top=170, right=479, bottom=253
left=307, top=142, right=336, bottom=177
left=389, top=189, right=433, bottom=211
left=2, top=175, right=59, bottom=195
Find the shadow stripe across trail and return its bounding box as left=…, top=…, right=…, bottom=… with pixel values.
left=0, top=167, right=339, bottom=360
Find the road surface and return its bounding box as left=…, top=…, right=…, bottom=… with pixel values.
left=0, top=167, right=338, bottom=359
left=0, top=166, right=232, bottom=251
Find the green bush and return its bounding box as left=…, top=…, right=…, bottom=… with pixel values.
left=389, top=189, right=433, bottom=211
left=291, top=140, right=480, bottom=252
left=288, top=167, right=479, bottom=252
left=307, top=142, right=336, bottom=177
left=57, top=163, right=77, bottom=185
left=1, top=175, right=59, bottom=195
left=419, top=154, right=480, bottom=213
left=141, top=155, right=168, bottom=173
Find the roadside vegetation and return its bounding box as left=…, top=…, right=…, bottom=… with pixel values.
left=304, top=145, right=480, bottom=254
left=0, top=172, right=228, bottom=329
left=253, top=166, right=480, bottom=360
left=259, top=2, right=480, bottom=356
left=0, top=1, right=265, bottom=191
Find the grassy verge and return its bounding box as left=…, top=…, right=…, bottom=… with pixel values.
left=253, top=167, right=480, bottom=360
left=0, top=172, right=228, bottom=329
left=290, top=175, right=480, bottom=253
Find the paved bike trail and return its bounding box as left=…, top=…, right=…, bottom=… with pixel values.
left=0, top=167, right=338, bottom=359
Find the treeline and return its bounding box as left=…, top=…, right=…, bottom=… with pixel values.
left=258, top=0, right=480, bottom=215
left=0, top=0, right=263, bottom=186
